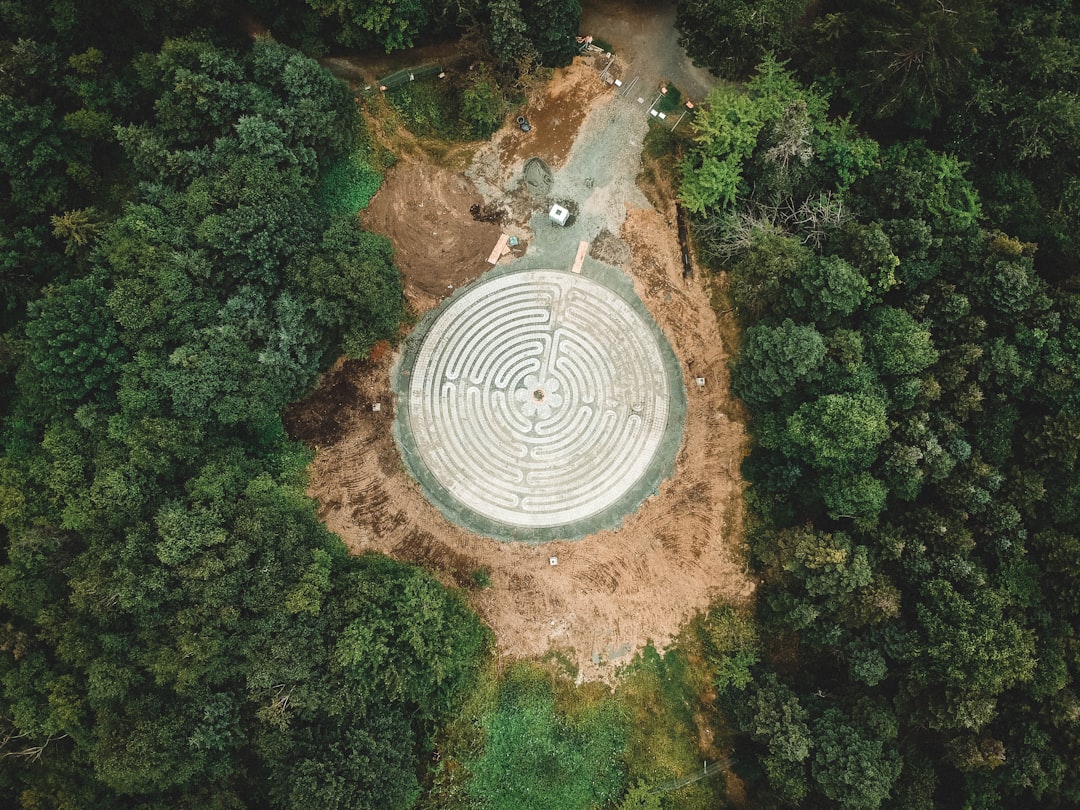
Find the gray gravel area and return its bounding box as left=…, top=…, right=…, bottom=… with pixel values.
left=467, top=0, right=718, bottom=273
left=581, top=0, right=719, bottom=102
left=523, top=92, right=650, bottom=269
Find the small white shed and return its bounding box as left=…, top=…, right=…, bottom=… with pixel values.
left=549, top=204, right=570, bottom=226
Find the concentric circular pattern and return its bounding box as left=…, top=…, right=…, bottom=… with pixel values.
left=400, top=269, right=678, bottom=536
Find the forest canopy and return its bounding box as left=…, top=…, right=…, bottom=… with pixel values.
left=0, top=11, right=489, bottom=809
left=2, top=0, right=1079, bottom=808
left=680, top=42, right=1080, bottom=810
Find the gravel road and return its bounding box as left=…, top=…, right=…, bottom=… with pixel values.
left=581, top=0, right=719, bottom=102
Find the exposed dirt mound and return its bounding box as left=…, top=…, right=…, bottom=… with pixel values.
left=285, top=358, right=370, bottom=448
left=589, top=227, right=631, bottom=265
left=361, top=160, right=502, bottom=304
left=360, top=52, right=620, bottom=312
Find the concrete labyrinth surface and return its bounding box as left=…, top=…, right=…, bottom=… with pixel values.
left=394, top=264, right=685, bottom=541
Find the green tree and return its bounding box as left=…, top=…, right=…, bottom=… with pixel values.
left=785, top=392, right=889, bottom=470
left=784, top=0, right=995, bottom=128
left=262, top=706, right=421, bottom=810
left=302, top=0, right=428, bottom=51
left=303, top=218, right=404, bottom=358
left=521, top=0, right=581, bottom=67
left=676, top=0, right=806, bottom=79
left=736, top=673, right=811, bottom=803
left=50, top=207, right=104, bottom=256
left=732, top=318, right=826, bottom=407
left=680, top=89, right=763, bottom=214
left=786, top=254, right=869, bottom=321
left=24, top=273, right=126, bottom=409
left=855, top=141, right=982, bottom=235
left=487, top=0, right=536, bottom=66
left=459, top=67, right=506, bottom=139
left=975, top=255, right=1045, bottom=321
left=0, top=96, right=70, bottom=215
left=811, top=706, right=901, bottom=810
left=757, top=526, right=873, bottom=614
left=727, top=230, right=812, bottom=318
left=820, top=470, right=888, bottom=522
left=865, top=305, right=939, bottom=377
left=702, top=605, right=760, bottom=692
left=906, top=579, right=1036, bottom=731
left=830, top=221, right=900, bottom=299
left=1031, top=530, right=1080, bottom=620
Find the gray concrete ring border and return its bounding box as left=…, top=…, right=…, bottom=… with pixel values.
left=392, top=260, right=686, bottom=543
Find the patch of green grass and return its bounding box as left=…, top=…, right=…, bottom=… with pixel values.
left=421, top=661, right=628, bottom=810
left=421, top=621, right=739, bottom=810
left=468, top=663, right=628, bottom=810
left=386, top=78, right=460, bottom=139
left=615, top=635, right=732, bottom=809
left=656, top=84, right=683, bottom=115
left=644, top=120, right=678, bottom=158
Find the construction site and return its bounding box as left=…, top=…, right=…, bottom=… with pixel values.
left=287, top=2, right=753, bottom=682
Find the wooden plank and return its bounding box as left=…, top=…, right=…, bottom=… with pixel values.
left=572, top=240, right=589, bottom=274
left=486, top=233, right=510, bottom=265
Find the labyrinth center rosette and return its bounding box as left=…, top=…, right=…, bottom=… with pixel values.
left=395, top=268, right=684, bottom=540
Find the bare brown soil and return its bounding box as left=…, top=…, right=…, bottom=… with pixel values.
left=289, top=49, right=753, bottom=683
left=361, top=161, right=503, bottom=305
left=496, top=59, right=616, bottom=170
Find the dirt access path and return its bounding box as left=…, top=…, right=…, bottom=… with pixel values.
left=289, top=2, right=753, bottom=682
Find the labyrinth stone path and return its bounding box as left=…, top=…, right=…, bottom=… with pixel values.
left=393, top=264, right=685, bottom=542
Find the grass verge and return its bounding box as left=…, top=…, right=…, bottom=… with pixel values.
left=616, top=630, right=732, bottom=809
left=420, top=619, right=738, bottom=810
left=419, top=660, right=627, bottom=810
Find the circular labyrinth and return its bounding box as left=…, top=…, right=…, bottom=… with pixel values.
left=394, top=267, right=685, bottom=541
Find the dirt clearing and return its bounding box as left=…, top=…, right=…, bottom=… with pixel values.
left=361, top=161, right=503, bottom=304
left=495, top=58, right=615, bottom=170
left=290, top=26, right=753, bottom=682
